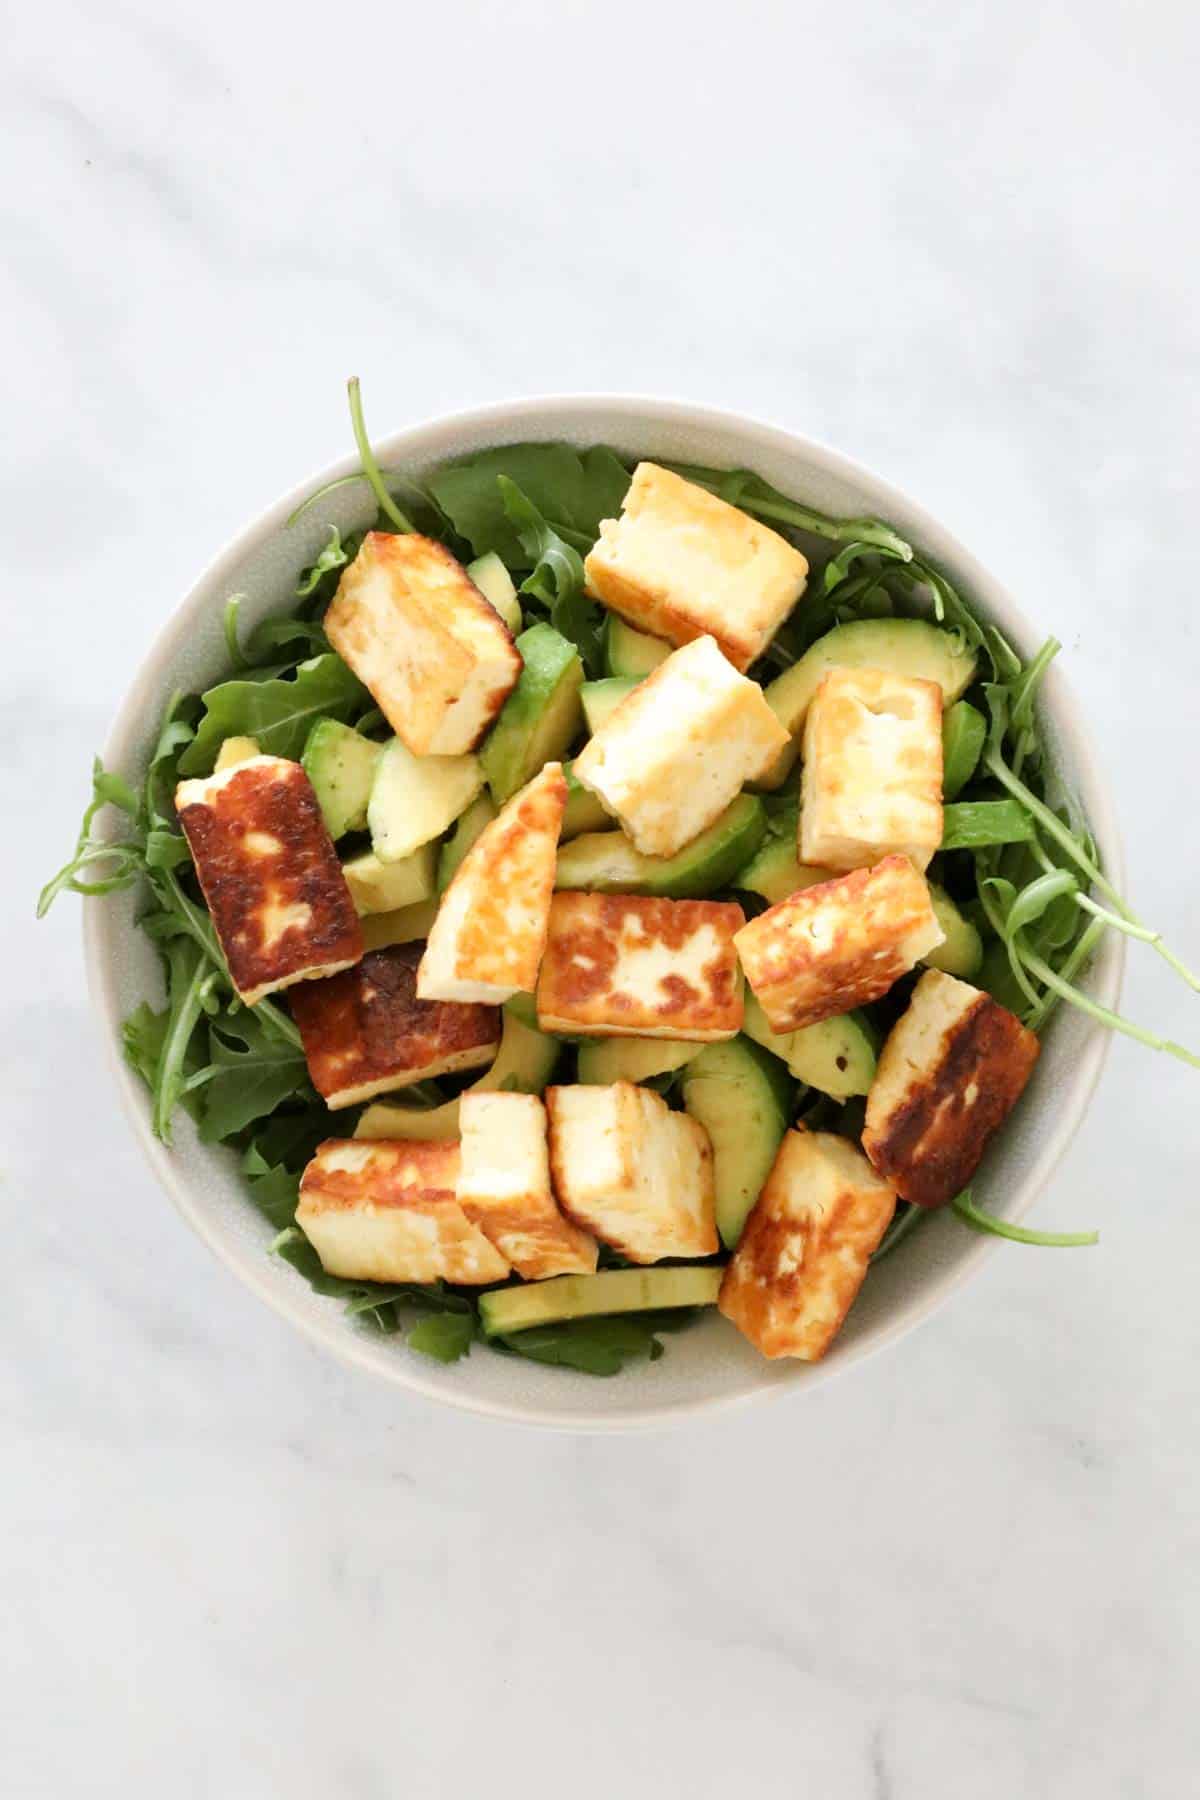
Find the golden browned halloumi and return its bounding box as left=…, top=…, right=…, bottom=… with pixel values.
left=719, top=1128, right=896, bottom=1359
left=417, top=763, right=567, bottom=1004
left=545, top=1082, right=717, bottom=1263
left=175, top=755, right=362, bottom=1006
left=733, top=856, right=944, bottom=1031
left=800, top=666, right=943, bottom=871
left=288, top=943, right=501, bottom=1109
left=457, top=1091, right=597, bottom=1278
left=296, top=1138, right=509, bottom=1284
left=583, top=463, right=809, bottom=672
left=863, top=968, right=1041, bottom=1206
left=325, top=533, right=521, bottom=756
left=536, top=892, right=744, bottom=1040
left=572, top=636, right=789, bottom=858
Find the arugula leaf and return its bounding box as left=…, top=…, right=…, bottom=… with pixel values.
left=295, top=525, right=348, bottom=597
left=951, top=1189, right=1098, bottom=1247
left=177, top=654, right=367, bottom=776
left=407, top=1312, right=475, bottom=1364
left=200, top=1015, right=311, bottom=1143
left=497, top=477, right=606, bottom=675
left=495, top=1312, right=695, bottom=1376
left=37, top=758, right=145, bottom=915
left=346, top=378, right=415, bottom=534
left=428, top=444, right=630, bottom=563
left=153, top=936, right=221, bottom=1144
left=243, top=1158, right=302, bottom=1232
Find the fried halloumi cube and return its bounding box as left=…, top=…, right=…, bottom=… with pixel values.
left=289, top=943, right=501, bottom=1109
left=719, top=1128, right=896, bottom=1360
left=457, top=1091, right=597, bottom=1278
left=296, top=1138, right=509, bottom=1284
left=863, top=968, right=1041, bottom=1206
left=734, top=855, right=944, bottom=1032
left=583, top=463, right=809, bottom=672
left=417, top=762, right=567, bottom=1005
left=325, top=532, right=521, bottom=756
left=537, top=892, right=744, bottom=1040
left=545, top=1081, right=717, bottom=1263
left=572, top=636, right=788, bottom=858
left=175, top=755, right=362, bottom=1006
left=800, top=666, right=943, bottom=872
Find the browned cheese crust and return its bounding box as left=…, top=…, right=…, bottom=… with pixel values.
left=289, top=943, right=501, bottom=1107
left=176, top=758, right=362, bottom=1004
left=863, top=975, right=1041, bottom=1206
left=536, top=892, right=745, bottom=1039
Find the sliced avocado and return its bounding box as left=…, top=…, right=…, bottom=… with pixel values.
left=214, top=734, right=261, bottom=774
left=355, top=1013, right=561, bottom=1142
left=604, top=616, right=671, bottom=679
left=342, top=843, right=437, bottom=915
left=682, top=1037, right=792, bottom=1247
left=941, top=699, right=987, bottom=799
left=478, top=1265, right=724, bottom=1337
left=741, top=989, right=876, bottom=1100
left=561, top=761, right=613, bottom=839
left=734, top=797, right=830, bottom=905
left=481, top=622, right=584, bottom=805
left=581, top=676, right=639, bottom=735
left=466, top=551, right=521, bottom=634
left=503, top=991, right=539, bottom=1030
left=300, top=720, right=382, bottom=838
left=359, top=898, right=440, bottom=951
left=925, top=881, right=984, bottom=977
left=437, top=790, right=498, bottom=893
left=367, top=737, right=482, bottom=863
left=576, top=1037, right=706, bottom=1085
left=759, top=618, right=979, bottom=788
left=555, top=796, right=767, bottom=899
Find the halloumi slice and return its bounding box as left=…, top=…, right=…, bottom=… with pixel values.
left=863, top=969, right=1041, bottom=1206
left=583, top=463, right=809, bottom=672
left=325, top=532, right=521, bottom=756
left=734, top=855, right=944, bottom=1031
left=417, top=762, right=567, bottom=1005
left=537, top=892, right=744, bottom=1040
left=289, top=943, right=501, bottom=1109
left=545, top=1081, right=717, bottom=1263
left=572, top=635, right=789, bottom=858
left=175, top=754, right=362, bottom=1006
left=296, top=1138, right=509, bottom=1284
left=457, top=1091, right=597, bottom=1278
left=719, top=1128, right=896, bottom=1360
left=800, top=665, right=943, bottom=871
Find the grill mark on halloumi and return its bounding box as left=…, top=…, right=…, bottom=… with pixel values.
left=536, top=892, right=744, bottom=1040
left=289, top=943, right=501, bottom=1108
left=175, top=755, right=361, bottom=1006
left=863, top=970, right=1040, bottom=1206
left=733, top=855, right=943, bottom=1031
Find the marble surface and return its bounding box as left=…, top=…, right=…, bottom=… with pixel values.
left=5, top=2, right=1199, bottom=1794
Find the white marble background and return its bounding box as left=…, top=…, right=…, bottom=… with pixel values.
left=4, top=1, right=1199, bottom=1794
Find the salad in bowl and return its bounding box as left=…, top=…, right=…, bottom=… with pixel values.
left=43, top=386, right=1195, bottom=1405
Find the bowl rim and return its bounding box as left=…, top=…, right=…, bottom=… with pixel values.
left=82, top=392, right=1126, bottom=1432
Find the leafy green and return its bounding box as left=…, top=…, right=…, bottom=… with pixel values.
left=428, top=443, right=630, bottom=564
left=497, top=477, right=606, bottom=675
left=407, top=1312, right=475, bottom=1364
left=346, top=376, right=415, bottom=534
left=495, top=1310, right=697, bottom=1376
left=295, top=525, right=348, bottom=596
left=177, top=654, right=367, bottom=776
left=941, top=798, right=1035, bottom=851
left=199, top=1015, right=311, bottom=1142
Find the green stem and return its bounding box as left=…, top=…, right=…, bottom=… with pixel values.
left=154, top=964, right=219, bottom=1143
left=286, top=470, right=380, bottom=528
left=1024, top=917, right=1107, bottom=1032
left=1073, top=893, right=1200, bottom=992
left=1019, top=943, right=1200, bottom=1069
left=737, top=492, right=913, bottom=559
left=871, top=1204, right=929, bottom=1263
left=346, top=378, right=414, bottom=533
left=951, top=1190, right=1098, bottom=1247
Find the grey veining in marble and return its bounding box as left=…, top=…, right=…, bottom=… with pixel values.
left=4, top=1, right=1198, bottom=1795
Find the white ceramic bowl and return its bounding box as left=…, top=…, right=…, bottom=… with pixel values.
left=84, top=396, right=1125, bottom=1431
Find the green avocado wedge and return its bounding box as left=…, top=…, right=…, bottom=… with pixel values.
left=741, top=989, right=877, bottom=1100
left=479, top=1266, right=724, bottom=1337
left=759, top=617, right=978, bottom=788
left=555, top=795, right=767, bottom=899
left=682, top=1036, right=792, bottom=1247
left=480, top=623, right=584, bottom=805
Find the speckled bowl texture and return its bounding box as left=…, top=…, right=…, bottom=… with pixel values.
left=84, top=397, right=1125, bottom=1431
